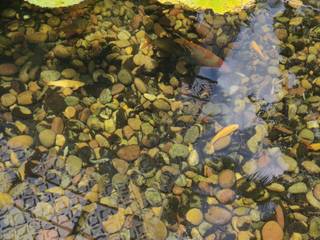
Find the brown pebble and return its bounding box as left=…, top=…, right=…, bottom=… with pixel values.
left=26, top=32, right=47, bottom=43
left=262, top=221, right=283, bottom=240
left=116, top=145, right=140, bottom=161
left=218, top=169, right=236, bottom=188
left=123, top=125, right=135, bottom=139
left=275, top=205, right=285, bottom=229
left=216, top=189, right=236, bottom=204
left=8, top=135, right=33, bottom=149
left=205, top=206, right=232, bottom=225
left=51, top=117, right=64, bottom=134
left=112, top=83, right=125, bottom=95
left=1, top=93, right=16, bottom=107
left=17, top=91, right=33, bottom=105
left=53, top=44, right=72, bottom=58
left=0, top=63, right=18, bottom=76
left=79, top=108, right=91, bottom=122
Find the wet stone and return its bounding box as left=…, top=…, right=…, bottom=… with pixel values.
left=205, top=206, right=232, bottom=225
left=309, top=217, right=320, bottom=238
left=26, top=32, right=48, bottom=44
left=117, top=145, right=140, bottom=161
left=288, top=182, right=308, bottom=194
left=66, top=155, right=82, bottom=176
left=39, top=129, right=56, bottom=148
left=40, top=70, right=61, bottom=82
left=117, top=69, right=132, bottom=85
left=8, top=135, right=33, bottom=149
left=1, top=93, right=16, bottom=107
left=218, top=169, right=236, bottom=189
left=52, top=45, right=72, bottom=58
left=169, top=144, right=189, bottom=159
left=153, top=99, right=171, bottom=111
left=0, top=63, right=18, bottom=76
left=262, top=221, right=284, bottom=240
left=145, top=188, right=162, bottom=206
left=186, top=208, right=203, bottom=225
left=184, top=125, right=200, bottom=144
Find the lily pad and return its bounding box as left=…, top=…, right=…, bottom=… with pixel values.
left=25, top=0, right=85, bottom=8
left=157, top=0, right=255, bottom=14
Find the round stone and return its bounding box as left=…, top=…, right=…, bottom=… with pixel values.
left=169, top=144, right=189, bottom=159
left=8, top=135, right=33, bottom=149
left=66, top=155, right=82, bottom=176
left=26, top=32, right=48, bottom=43
left=186, top=208, right=203, bottom=225
left=262, top=221, right=283, bottom=240
left=218, top=169, right=236, bottom=188
left=313, top=183, right=320, bottom=201
left=1, top=93, right=16, bottom=107
left=39, top=129, right=56, bottom=148
left=288, top=182, right=308, bottom=194
left=0, top=63, right=18, bottom=76
left=205, top=206, right=232, bottom=225
left=216, top=189, right=236, bottom=204
left=53, top=45, right=72, bottom=58
left=117, top=145, right=140, bottom=161
left=17, top=91, right=33, bottom=105
left=134, top=78, right=147, bottom=93
left=117, top=69, right=132, bottom=85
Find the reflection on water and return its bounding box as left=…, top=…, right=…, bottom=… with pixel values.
left=0, top=0, right=320, bottom=239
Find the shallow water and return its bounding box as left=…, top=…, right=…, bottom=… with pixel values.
left=0, top=0, right=320, bottom=239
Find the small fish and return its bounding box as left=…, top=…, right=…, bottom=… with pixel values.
left=309, top=143, right=320, bottom=151
left=204, top=124, right=239, bottom=154
left=175, top=38, right=226, bottom=69
left=46, top=80, right=85, bottom=89
left=250, top=40, right=267, bottom=59
left=210, top=124, right=240, bottom=144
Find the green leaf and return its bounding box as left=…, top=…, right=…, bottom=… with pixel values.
left=157, top=0, right=255, bottom=14
left=25, top=0, right=85, bottom=8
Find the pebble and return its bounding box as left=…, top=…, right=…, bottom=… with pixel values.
left=40, top=70, right=61, bottom=82
left=117, top=69, right=132, bottom=85
left=17, top=91, right=33, bottom=105
left=218, top=169, right=236, bottom=188
left=103, top=208, right=125, bottom=234
left=104, top=119, right=116, bottom=133
left=128, top=118, right=141, bottom=130
left=277, top=154, right=297, bottom=172
left=117, top=145, right=140, bottom=161
left=61, top=68, right=77, bottom=79
left=53, top=44, right=72, bottom=58
left=7, top=135, right=33, bottom=148
left=288, top=182, right=308, bottom=194
left=145, top=188, right=162, bottom=206
left=26, top=32, right=48, bottom=43
left=216, top=189, right=236, bottom=204
left=153, top=99, right=171, bottom=111
left=301, top=161, right=320, bottom=174
left=205, top=206, right=232, bottom=225
left=134, top=78, right=147, bottom=93
left=112, top=159, right=129, bottom=174
left=187, top=149, right=199, bottom=166
left=143, top=215, right=167, bottom=240
left=66, top=155, right=82, bottom=176
left=1, top=93, right=16, bottom=107
left=184, top=126, right=200, bottom=144
left=262, top=221, right=284, bottom=240
left=186, top=208, right=203, bottom=225
left=39, top=129, right=56, bottom=148
left=309, top=217, right=320, bottom=238
left=313, top=184, right=320, bottom=201
left=0, top=63, right=18, bottom=76
left=111, top=83, right=125, bottom=95
left=51, top=117, right=64, bottom=134
left=307, top=191, right=320, bottom=209
left=298, top=128, right=314, bottom=142
left=169, top=144, right=189, bottom=159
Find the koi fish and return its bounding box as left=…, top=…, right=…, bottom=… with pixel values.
left=46, top=80, right=85, bottom=89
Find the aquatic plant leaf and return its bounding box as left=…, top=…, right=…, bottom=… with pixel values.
left=157, top=0, right=255, bottom=14
left=25, top=0, right=85, bottom=8
left=0, top=192, right=14, bottom=208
